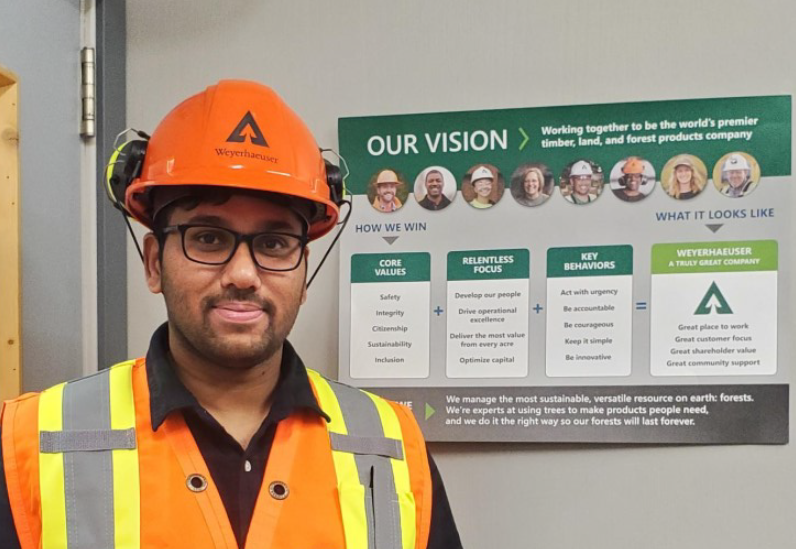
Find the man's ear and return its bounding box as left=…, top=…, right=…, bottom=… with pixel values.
left=143, top=233, right=163, bottom=294
left=301, top=246, right=310, bottom=304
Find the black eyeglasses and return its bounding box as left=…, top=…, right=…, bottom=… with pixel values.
left=160, top=225, right=308, bottom=272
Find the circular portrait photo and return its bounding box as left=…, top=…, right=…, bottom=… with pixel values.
left=367, top=168, right=409, bottom=213
left=661, top=154, right=708, bottom=200
left=712, top=152, right=761, bottom=198
left=413, top=166, right=457, bottom=211
left=510, top=163, right=554, bottom=207
left=461, top=164, right=505, bottom=210
left=559, top=160, right=604, bottom=205
left=609, top=156, right=656, bottom=203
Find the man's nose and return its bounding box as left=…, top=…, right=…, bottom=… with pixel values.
left=220, top=241, right=262, bottom=290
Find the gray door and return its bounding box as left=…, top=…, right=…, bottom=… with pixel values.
left=1, top=1, right=88, bottom=390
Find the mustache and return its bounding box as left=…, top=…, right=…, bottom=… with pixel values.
left=203, top=289, right=275, bottom=315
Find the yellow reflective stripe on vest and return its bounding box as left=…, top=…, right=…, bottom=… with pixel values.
left=38, top=361, right=139, bottom=549
left=109, top=362, right=141, bottom=549
left=39, top=383, right=68, bottom=549
left=307, top=370, right=369, bottom=549
left=307, top=369, right=416, bottom=549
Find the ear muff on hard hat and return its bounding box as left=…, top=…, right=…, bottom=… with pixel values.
left=105, top=139, right=149, bottom=213
left=122, top=80, right=341, bottom=241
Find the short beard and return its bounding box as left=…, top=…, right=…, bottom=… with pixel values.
left=162, top=277, right=299, bottom=371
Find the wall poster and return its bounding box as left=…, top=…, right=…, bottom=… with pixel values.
left=338, top=95, right=790, bottom=444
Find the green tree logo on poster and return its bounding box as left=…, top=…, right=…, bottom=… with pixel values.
left=694, top=282, right=733, bottom=315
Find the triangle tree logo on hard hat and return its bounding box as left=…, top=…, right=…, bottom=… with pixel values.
left=226, top=111, right=269, bottom=147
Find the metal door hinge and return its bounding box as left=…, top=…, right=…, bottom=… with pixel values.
left=80, top=47, right=95, bottom=138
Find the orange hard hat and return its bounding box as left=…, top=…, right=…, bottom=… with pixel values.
left=622, top=157, right=645, bottom=175
left=125, top=80, right=339, bottom=240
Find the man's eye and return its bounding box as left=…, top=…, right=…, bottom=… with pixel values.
left=188, top=229, right=231, bottom=248
left=259, top=236, right=287, bottom=250
left=197, top=233, right=219, bottom=244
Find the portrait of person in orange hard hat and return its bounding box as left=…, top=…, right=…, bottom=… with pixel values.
left=0, top=80, right=462, bottom=549
left=661, top=153, right=708, bottom=200
left=368, top=167, right=407, bottom=212
left=610, top=156, right=656, bottom=203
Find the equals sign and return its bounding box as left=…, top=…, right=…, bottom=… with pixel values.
left=636, top=302, right=648, bottom=310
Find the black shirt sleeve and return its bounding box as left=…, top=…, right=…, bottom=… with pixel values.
left=427, top=450, right=464, bottom=549
left=0, top=429, right=22, bottom=549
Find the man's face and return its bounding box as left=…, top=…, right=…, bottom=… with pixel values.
left=571, top=175, right=592, bottom=196
left=377, top=182, right=397, bottom=203
left=727, top=169, right=747, bottom=188
left=144, top=195, right=308, bottom=370
left=624, top=173, right=642, bottom=192
left=473, top=177, right=493, bottom=197
left=425, top=171, right=444, bottom=198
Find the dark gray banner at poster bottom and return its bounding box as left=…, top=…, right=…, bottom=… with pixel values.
left=367, top=385, right=788, bottom=444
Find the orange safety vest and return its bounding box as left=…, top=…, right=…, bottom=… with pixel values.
left=1, top=359, right=432, bottom=549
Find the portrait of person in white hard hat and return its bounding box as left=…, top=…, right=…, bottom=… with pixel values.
left=463, top=164, right=504, bottom=209
left=561, top=160, right=603, bottom=205
left=661, top=154, right=708, bottom=200
left=713, top=152, right=760, bottom=198
left=414, top=166, right=457, bottom=211
left=610, top=156, right=656, bottom=203
left=510, top=163, right=554, bottom=207
left=368, top=168, right=407, bottom=212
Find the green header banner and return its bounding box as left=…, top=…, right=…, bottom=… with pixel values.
left=547, top=245, right=633, bottom=278
left=447, top=249, right=530, bottom=281
left=651, top=240, right=778, bottom=274
left=351, top=253, right=431, bottom=283
left=339, top=96, right=791, bottom=195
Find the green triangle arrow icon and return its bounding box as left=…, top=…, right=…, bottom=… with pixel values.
left=694, top=282, right=733, bottom=315
left=424, top=403, right=436, bottom=421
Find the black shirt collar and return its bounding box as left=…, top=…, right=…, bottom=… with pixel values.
left=145, top=323, right=329, bottom=431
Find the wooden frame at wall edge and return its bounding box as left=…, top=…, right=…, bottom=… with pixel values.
left=0, top=65, right=21, bottom=400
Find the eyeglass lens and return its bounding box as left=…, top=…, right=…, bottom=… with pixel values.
left=182, top=226, right=303, bottom=270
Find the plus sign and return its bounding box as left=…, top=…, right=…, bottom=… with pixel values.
left=533, top=304, right=543, bottom=314
left=433, top=306, right=444, bottom=316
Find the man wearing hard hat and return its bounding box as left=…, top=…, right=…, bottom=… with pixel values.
left=0, top=81, right=461, bottom=549
left=720, top=153, right=756, bottom=198
left=614, top=157, right=648, bottom=203
left=371, top=168, right=404, bottom=212
left=564, top=160, right=600, bottom=204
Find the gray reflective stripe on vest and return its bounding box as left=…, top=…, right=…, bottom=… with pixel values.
left=47, top=368, right=133, bottom=549
left=329, top=433, right=403, bottom=460
left=40, top=428, right=136, bottom=453
left=325, top=379, right=403, bottom=549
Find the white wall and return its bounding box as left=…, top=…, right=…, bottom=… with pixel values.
left=127, top=1, right=796, bottom=547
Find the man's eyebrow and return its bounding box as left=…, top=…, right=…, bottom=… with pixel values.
left=182, top=214, right=301, bottom=232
